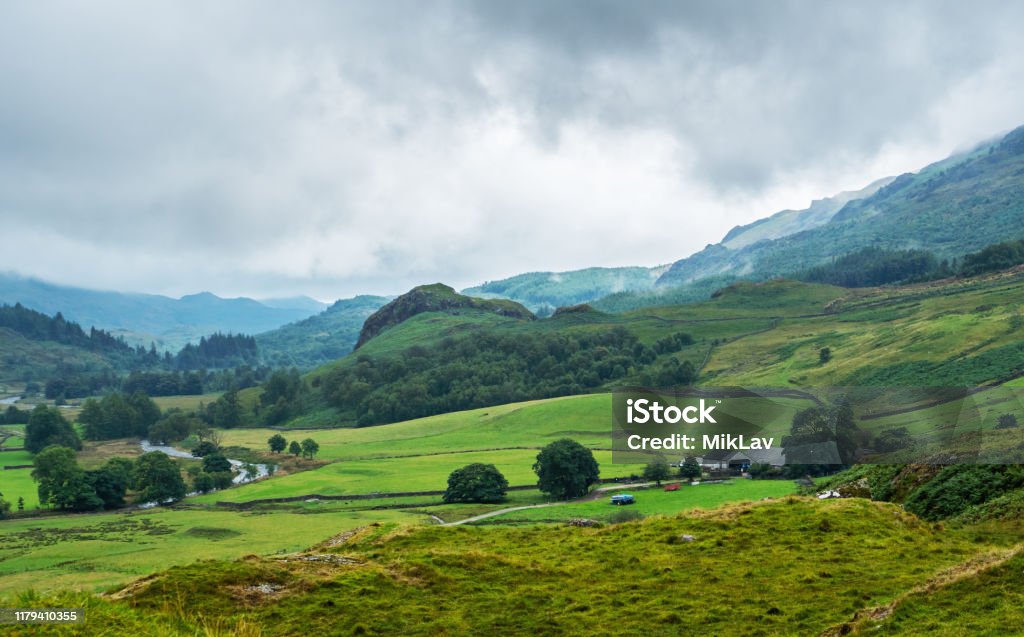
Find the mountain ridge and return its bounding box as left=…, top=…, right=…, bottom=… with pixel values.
left=0, top=272, right=321, bottom=350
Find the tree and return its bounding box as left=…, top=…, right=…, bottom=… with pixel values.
left=533, top=439, right=600, bottom=499
left=678, top=456, right=702, bottom=481
left=0, top=492, right=10, bottom=518
left=148, top=412, right=194, bottom=444
left=86, top=460, right=131, bottom=509
left=31, top=445, right=101, bottom=511
left=77, top=398, right=105, bottom=440
left=782, top=399, right=859, bottom=465
left=194, top=424, right=223, bottom=448
left=193, top=472, right=215, bottom=493
left=202, top=452, right=232, bottom=474
left=210, top=471, right=235, bottom=489
left=300, top=438, right=320, bottom=460
left=209, top=388, right=243, bottom=429
left=268, top=433, right=287, bottom=453
left=819, top=347, right=832, bottom=364
left=443, top=463, right=509, bottom=503
left=289, top=440, right=302, bottom=456
left=25, top=405, right=81, bottom=453
left=17, top=496, right=24, bottom=511
left=127, top=391, right=162, bottom=435
left=134, top=451, right=186, bottom=503
left=642, top=462, right=672, bottom=485
left=191, top=440, right=219, bottom=458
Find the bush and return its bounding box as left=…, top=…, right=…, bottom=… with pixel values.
left=996, top=414, right=1019, bottom=430
left=874, top=427, right=913, bottom=452
left=904, top=465, right=1024, bottom=520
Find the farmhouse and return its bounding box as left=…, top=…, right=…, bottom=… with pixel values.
left=697, top=446, right=785, bottom=471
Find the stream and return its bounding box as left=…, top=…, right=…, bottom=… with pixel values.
left=137, top=440, right=273, bottom=507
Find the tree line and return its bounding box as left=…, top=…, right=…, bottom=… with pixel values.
left=797, top=238, right=1024, bottom=289
left=318, top=328, right=697, bottom=426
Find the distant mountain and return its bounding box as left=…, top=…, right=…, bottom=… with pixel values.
left=720, top=176, right=896, bottom=250
left=257, top=296, right=329, bottom=313
left=463, top=266, right=666, bottom=314
left=657, top=126, right=1024, bottom=288
left=0, top=274, right=320, bottom=350
left=257, top=295, right=390, bottom=369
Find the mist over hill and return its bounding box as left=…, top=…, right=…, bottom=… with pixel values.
left=0, top=273, right=322, bottom=350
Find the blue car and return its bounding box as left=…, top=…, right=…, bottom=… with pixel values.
left=610, top=494, right=635, bottom=505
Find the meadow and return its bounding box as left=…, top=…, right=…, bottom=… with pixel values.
left=9, top=498, right=1014, bottom=636
left=195, top=395, right=649, bottom=503
left=473, top=479, right=799, bottom=524
left=0, top=504, right=416, bottom=596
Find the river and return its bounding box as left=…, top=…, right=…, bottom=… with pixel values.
left=137, top=440, right=273, bottom=507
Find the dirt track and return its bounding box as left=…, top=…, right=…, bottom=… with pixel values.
left=441, top=482, right=653, bottom=526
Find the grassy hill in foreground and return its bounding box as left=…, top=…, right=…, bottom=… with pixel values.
left=10, top=498, right=1015, bottom=636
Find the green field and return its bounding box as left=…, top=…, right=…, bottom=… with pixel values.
left=151, top=392, right=223, bottom=413
left=195, top=395, right=645, bottom=504
left=474, top=480, right=799, bottom=524
left=0, top=448, right=38, bottom=510
left=222, top=394, right=614, bottom=460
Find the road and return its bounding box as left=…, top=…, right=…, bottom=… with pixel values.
left=441, top=482, right=653, bottom=526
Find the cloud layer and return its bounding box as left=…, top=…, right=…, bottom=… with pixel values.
left=2, top=1, right=1023, bottom=299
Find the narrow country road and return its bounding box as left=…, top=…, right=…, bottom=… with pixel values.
left=441, top=482, right=653, bottom=526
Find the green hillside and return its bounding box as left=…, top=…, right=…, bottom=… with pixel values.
left=259, top=269, right=1024, bottom=429
left=354, top=283, right=534, bottom=349
left=656, top=126, right=1024, bottom=289
left=257, top=295, right=389, bottom=369
left=0, top=327, right=116, bottom=384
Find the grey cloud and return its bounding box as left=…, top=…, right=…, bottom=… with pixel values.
left=0, top=1, right=1022, bottom=299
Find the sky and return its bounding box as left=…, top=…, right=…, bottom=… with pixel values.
left=2, top=1, right=1023, bottom=301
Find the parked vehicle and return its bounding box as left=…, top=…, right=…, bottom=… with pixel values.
left=610, top=494, right=635, bottom=505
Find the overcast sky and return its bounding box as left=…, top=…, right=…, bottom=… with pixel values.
left=2, top=1, right=1023, bottom=301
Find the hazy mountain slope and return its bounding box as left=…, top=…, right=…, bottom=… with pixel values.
left=256, top=295, right=389, bottom=369
left=0, top=274, right=319, bottom=350
left=463, top=266, right=666, bottom=313
left=657, top=125, right=1024, bottom=287
left=256, top=296, right=328, bottom=313
left=721, top=175, right=896, bottom=250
